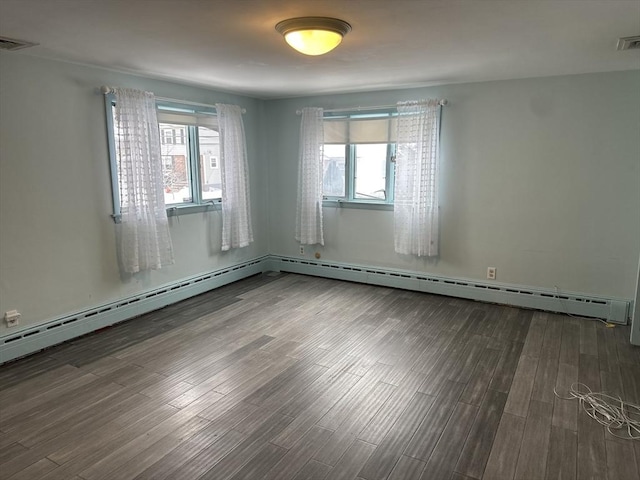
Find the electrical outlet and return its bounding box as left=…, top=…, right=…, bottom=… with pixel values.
left=299, top=246, right=304, bottom=255
left=487, top=267, right=497, bottom=280
left=5, top=310, right=21, bottom=328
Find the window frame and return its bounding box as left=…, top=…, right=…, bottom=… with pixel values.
left=105, top=95, right=222, bottom=223
left=322, top=111, right=397, bottom=210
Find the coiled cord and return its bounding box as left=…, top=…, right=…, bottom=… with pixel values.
left=554, top=382, right=640, bottom=440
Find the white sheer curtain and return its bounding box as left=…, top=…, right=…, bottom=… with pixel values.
left=295, top=107, right=325, bottom=245
left=113, top=88, right=174, bottom=273
left=394, top=99, right=442, bottom=257
left=216, top=103, right=253, bottom=251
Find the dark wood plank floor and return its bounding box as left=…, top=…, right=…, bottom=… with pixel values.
left=1, top=273, right=638, bottom=480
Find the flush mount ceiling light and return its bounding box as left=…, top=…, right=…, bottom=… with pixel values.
left=275, top=17, right=351, bottom=56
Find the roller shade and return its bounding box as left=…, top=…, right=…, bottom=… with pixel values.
left=156, top=110, right=218, bottom=129
left=324, top=115, right=397, bottom=144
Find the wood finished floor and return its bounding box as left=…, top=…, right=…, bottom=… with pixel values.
left=1, top=273, right=639, bottom=480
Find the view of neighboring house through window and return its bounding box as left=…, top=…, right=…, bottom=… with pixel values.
left=159, top=123, right=190, bottom=203
left=198, top=126, right=221, bottom=201
left=323, top=144, right=346, bottom=197
left=323, top=113, right=396, bottom=204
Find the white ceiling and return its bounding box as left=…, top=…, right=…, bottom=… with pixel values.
left=1, top=0, right=638, bottom=99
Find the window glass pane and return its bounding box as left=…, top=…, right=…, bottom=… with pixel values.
left=197, top=126, right=221, bottom=200
left=160, top=123, right=192, bottom=204
left=354, top=143, right=387, bottom=200
left=323, top=144, right=346, bottom=197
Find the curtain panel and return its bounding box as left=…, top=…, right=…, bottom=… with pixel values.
left=295, top=107, right=325, bottom=246
left=113, top=88, right=174, bottom=273
left=216, top=103, right=254, bottom=250
left=394, top=99, right=442, bottom=257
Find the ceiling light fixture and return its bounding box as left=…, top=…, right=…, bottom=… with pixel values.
left=275, top=17, right=351, bottom=56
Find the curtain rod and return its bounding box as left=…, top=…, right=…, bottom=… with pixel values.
left=100, top=86, right=246, bottom=114
left=295, top=99, right=448, bottom=115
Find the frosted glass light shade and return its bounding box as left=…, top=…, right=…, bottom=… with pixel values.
left=276, top=17, right=351, bottom=56
left=284, top=29, right=343, bottom=56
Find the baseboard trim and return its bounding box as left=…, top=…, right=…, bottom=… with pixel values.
left=270, top=255, right=630, bottom=325
left=1, top=254, right=631, bottom=365
left=0, top=256, right=270, bottom=364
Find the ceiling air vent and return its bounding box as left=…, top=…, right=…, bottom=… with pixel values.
left=617, top=35, right=640, bottom=51
left=0, top=36, right=38, bottom=51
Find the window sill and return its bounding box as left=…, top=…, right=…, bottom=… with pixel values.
left=111, top=201, right=221, bottom=223
left=322, top=199, right=393, bottom=211
left=166, top=201, right=221, bottom=217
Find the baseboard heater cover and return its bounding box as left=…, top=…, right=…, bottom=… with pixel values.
left=1, top=254, right=630, bottom=365
left=0, top=256, right=270, bottom=364
left=270, top=255, right=630, bottom=325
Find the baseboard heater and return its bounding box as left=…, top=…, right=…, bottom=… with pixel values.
left=1, top=254, right=631, bottom=365
left=269, top=255, right=630, bottom=325
left=0, top=256, right=269, bottom=364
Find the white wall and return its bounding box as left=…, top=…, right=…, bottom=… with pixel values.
left=266, top=71, right=640, bottom=300
left=0, top=53, right=269, bottom=334
left=1, top=54, right=638, bottom=339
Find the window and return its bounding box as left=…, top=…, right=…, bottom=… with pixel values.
left=156, top=107, right=221, bottom=206
left=105, top=95, right=222, bottom=221
left=161, top=155, right=173, bottom=169
left=323, top=113, right=397, bottom=204
left=161, top=128, right=174, bottom=144
left=160, top=127, right=186, bottom=146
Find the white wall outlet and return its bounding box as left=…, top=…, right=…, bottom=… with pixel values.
left=299, top=246, right=305, bottom=255
left=487, top=267, right=497, bottom=280
left=5, top=310, right=21, bottom=328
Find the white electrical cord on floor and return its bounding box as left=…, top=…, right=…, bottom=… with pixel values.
left=553, top=285, right=615, bottom=327
left=554, top=383, right=640, bottom=440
